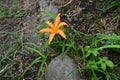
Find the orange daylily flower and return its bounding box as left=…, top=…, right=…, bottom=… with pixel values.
left=39, top=13, right=68, bottom=44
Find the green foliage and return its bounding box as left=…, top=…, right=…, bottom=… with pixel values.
left=97, top=57, right=114, bottom=71
left=40, top=11, right=56, bottom=22
left=106, top=33, right=120, bottom=53
left=0, top=7, right=6, bottom=18
left=1, top=4, right=120, bottom=79
left=24, top=42, right=46, bottom=58
left=87, top=60, right=98, bottom=70
left=18, top=57, right=41, bottom=80
left=15, top=10, right=26, bottom=18
left=97, top=70, right=120, bottom=80
left=84, top=46, right=99, bottom=57
left=0, top=1, right=26, bottom=18
left=7, top=3, right=17, bottom=17
left=102, top=0, right=120, bottom=12
left=82, top=32, right=120, bottom=79
left=0, top=32, right=24, bottom=78
left=45, top=21, right=120, bottom=79
left=0, top=31, right=48, bottom=79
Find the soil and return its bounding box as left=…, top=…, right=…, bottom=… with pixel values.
left=0, top=0, right=120, bottom=79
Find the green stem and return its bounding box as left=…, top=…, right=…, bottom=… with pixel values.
left=96, top=45, right=120, bottom=51
left=92, top=69, right=98, bottom=80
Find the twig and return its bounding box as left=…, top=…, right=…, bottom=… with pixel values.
left=0, top=64, right=9, bottom=74
left=60, top=0, right=73, bottom=8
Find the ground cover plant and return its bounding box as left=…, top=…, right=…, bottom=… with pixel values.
left=0, top=0, right=120, bottom=80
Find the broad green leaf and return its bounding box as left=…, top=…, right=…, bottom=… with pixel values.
left=91, top=64, right=98, bottom=69
left=101, top=63, right=106, bottom=71
left=87, top=60, right=98, bottom=69
left=84, top=46, right=90, bottom=51
left=97, top=61, right=102, bottom=64
left=105, top=60, right=114, bottom=68
left=92, top=49, right=99, bottom=56
left=85, top=49, right=91, bottom=57
left=103, top=57, right=108, bottom=61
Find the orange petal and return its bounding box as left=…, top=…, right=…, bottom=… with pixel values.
left=58, top=29, right=66, bottom=39
left=39, top=28, right=52, bottom=33
left=46, top=21, right=54, bottom=28
left=58, top=22, right=68, bottom=28
left=54, top=13, right=60, bottom=27
left=49, top=33, right=55, bottom=44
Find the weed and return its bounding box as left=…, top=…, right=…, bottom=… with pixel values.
left=0, top=0, right=26, bottom=19
left=7, top=2, right=17, bottom=18
left=102, top=0, right=120, bottom=12
left=82, top=32, right=120, bottom=79
left=0, top=7, right=6, bottom=18
left=15, top=9, right=26, bottom=18
left=1, top=0, right=120, bottom=79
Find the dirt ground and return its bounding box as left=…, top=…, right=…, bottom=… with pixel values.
left=0, top=0, right=120, bottom=79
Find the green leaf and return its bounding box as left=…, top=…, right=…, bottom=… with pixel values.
left=84, top=46, right=90, bottom=51
left=101, top=63, right=106, bottom=71
left=84, top=46, right=92, bottom=57
left=41, top=11, right=56, bottom=19
left=18, top=57, right=41, bottom=80
left=87, top=60, right=98, bottom=69
left=92, top=49, right=99, bottom=56
left=103, top=0, right=120, bottom=12
left=15, top=10, right=26, bottom=18
left=85, top=49, right=91, bottom=57
left=25, top=46, right=45, bottom=58
left=91, top=65, right=98, bottom=69
left=0, top=7, right=6, bottom=18
left=105, top=60, right=114, bottom=68
left=103, top=57, right=108, bottom=61
left=97, top=61, right=102, bottom=64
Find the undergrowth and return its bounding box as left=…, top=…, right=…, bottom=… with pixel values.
left=0, top=0, right=120, bottom=80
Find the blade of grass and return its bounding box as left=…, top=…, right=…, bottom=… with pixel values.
left=18, top=57, right=41, bottom=80
left=41, top=11, right=56, bottom=19
left=96, top=45, right=120, bottom=51
left=37, top=55, right=48, bottom=79
left=25, top=46, right=45, bottom=58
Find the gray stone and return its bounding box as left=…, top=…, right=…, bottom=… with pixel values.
left=45, top=55, right=80, bottom=80
left=39, top=0, right=58, bottom=21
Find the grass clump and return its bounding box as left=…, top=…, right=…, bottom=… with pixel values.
left=0, top=0, right=26, bottom=19
left=1, top=0, right=120, bottom=79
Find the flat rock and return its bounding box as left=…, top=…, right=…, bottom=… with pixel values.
left=45, top=55, right=81, bottom=80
